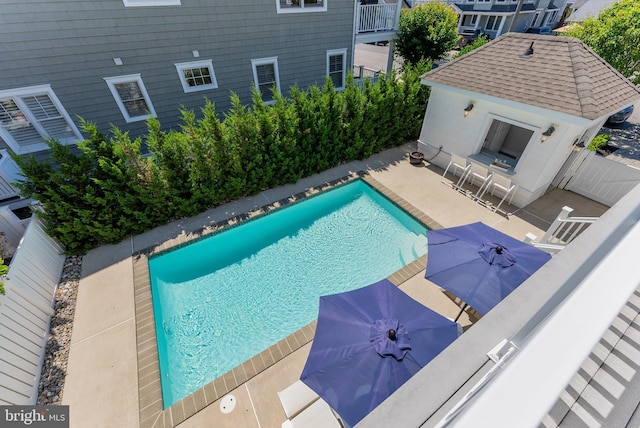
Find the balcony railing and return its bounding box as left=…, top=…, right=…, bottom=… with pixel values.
left=353, top=65, right=382, bottom=88
left=356, top=2, right=398, bottom=33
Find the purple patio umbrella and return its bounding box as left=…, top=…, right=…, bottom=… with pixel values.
left=425, top=222, right=551, bottom=318
left=300, top=279, right=460, bottom=427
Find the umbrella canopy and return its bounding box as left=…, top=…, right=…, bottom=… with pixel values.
left=425, top=222, right=552, bottom=316
left=300, top=279, right=460, bottom=427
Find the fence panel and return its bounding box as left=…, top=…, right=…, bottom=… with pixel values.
left=560, top=150, right=640, bottom=207
left=0, top=215, right=65, bottom=404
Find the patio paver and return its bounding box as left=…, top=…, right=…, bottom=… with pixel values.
left=61, top=143, right=608, bottom=428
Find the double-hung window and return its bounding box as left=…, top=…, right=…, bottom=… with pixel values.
left=544, top=10, right=559, bottom=26
left=277, top=0, right=326, bottom=14
left=175, top=60, right=218, bottom=93
left=0, top=85, right=82, bottom=154
left=251, top=57, right=280, bottom=104
left=122, top=0, right=181, bottom=6
left=327, top=49, right=347, bottom=90
left=531, top=11, right=541, bottom=27
left=104, top=74, right=156, bottom=123
left=485, top=15, right=503, bottom=31
left=462, top=15, right=478, bottom=26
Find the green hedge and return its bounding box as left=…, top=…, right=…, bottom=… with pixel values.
left=14, top=64, right=431, bottom=255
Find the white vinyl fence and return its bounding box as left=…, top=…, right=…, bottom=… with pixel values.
left=0, top=149, right=22, bottom=201
left=555, top=149, right=640, bottom=207
left=0, top=215, right=65, bottom=405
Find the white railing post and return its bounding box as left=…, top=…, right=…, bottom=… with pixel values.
left=540, top=206, right=573, bottom=244
left=393, top=0, right=402, bottom=31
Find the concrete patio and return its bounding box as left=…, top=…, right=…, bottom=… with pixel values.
left=61, top=142, right=608, bottom=428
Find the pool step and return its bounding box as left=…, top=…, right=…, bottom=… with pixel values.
left=399, top=233, right=427, bottom=265
left=413, top=234, right=428, bottom=258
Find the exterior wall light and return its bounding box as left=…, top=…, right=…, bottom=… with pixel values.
left=464, top=102, right=474, bottom=117
left=541, top=125, right=556, bottom=142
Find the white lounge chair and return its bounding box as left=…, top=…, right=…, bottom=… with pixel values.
left=278, top=380, right=320, bottom=419
left=278, top=380, right=342, bottom=428
left=281, top=398, right=342, bottom=428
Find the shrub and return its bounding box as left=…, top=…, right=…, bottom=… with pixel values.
left=14, top=65, right=430, bottom=255
left=454, top=35, right=491, bottom=59
left=587, top=133, right=611, bottom=152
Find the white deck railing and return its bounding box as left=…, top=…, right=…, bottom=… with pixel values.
left=441, top=219, right=640, bottom=427
left=356, top=3, right=397, bottom=33
left=524, top=206, right=599, bottom=253
left=0, top=215, right=65, bottom=405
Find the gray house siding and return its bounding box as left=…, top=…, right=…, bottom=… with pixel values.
left=1, top=0, right=354, bottom=154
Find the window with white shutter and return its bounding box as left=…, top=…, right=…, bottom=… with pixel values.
left=0, top=86, right=82, bottom=154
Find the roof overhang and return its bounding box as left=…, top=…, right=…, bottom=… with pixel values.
left=419, top=80, right=599, bottom=127
left=453, top=3, right=537, bottom=14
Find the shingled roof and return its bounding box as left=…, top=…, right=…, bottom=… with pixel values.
left=422, top=33, right=640, bottom=120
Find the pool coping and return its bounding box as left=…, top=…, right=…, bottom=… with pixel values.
left=132, top=172, right=444, bottom=428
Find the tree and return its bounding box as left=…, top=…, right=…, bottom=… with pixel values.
left=563, top=0, right=640, bottom=84
left=395, top=3, right=459, bottom=66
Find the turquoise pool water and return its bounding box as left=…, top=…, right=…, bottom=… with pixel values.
left=149, top=179, right=428, bottom=407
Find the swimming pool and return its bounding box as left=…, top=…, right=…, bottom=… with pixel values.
left=149, top=179, right=428, bottom=407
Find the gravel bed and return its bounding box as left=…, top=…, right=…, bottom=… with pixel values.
left=36, top=256, right=83, bottom=405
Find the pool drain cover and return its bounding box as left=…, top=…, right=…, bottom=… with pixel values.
left=220, top=394, right=236, bottom=414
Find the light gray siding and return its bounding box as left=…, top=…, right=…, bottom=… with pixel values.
left=0, top=0, right=354, bottom=151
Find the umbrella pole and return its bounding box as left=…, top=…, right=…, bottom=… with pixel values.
left=454, top=303, right=468, bottom=322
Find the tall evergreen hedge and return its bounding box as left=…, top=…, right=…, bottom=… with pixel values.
left=14, top=64, right=431, bottom=255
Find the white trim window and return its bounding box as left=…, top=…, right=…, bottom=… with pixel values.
left=276, top=0, right=326, bottom=14
left=531, top=10, right=541, bottom=27
left=0, top=85, right=82, bottom=155
left=543, top=10, right=559, bottom=26
left=327, top=49, right=347, bottom=90
left=462, top=14, right=478, bottom=26
left=485, top=15, right=503, bottom=31
left=251, top=57, right=281, bottom=104
left=122, top=0, right=181, bottom=6
left=104, top=74, right=156, bottom=123
left=175, top=60, right=218, bottom=93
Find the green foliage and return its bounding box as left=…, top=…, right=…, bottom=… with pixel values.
left=587, top=133, right=611, bottom=152
left=395, top=3, right=459, bottom=66
left=454, top=35, right=491, bottom=59
left=0, top=258, right=7, bottom=295
left=15, top=64, right=431, bottom=255
left=563, top=0, right=640, bottom=84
